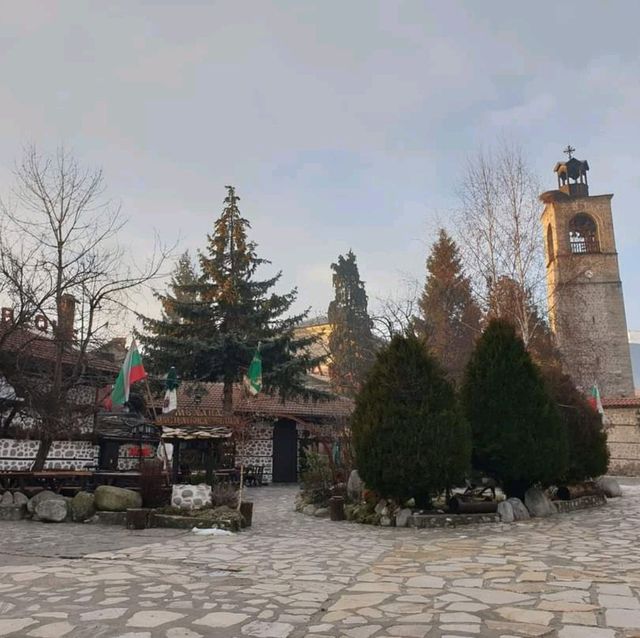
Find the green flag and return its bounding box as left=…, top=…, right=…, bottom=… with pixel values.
left=244, top=346, right=262, bottom=396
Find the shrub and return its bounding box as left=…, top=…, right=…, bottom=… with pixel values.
left=544, top=368, right=609, bottom=483
left=211, top=483, right=239, bottom=508
left=461, top=319, right=568, bottom=498
left=351, top=334, right=470, bottom=505
left=300, top=451, right=333, bottom=505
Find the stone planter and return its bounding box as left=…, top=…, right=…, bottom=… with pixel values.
left=240, top=501, right=253, bottom=528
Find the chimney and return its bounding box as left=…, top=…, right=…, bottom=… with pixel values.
left=1, top=308, right=14, bottom=324
left=58, top=294, right=76, bottom=346
left=34, top=315, right=48, bottom=332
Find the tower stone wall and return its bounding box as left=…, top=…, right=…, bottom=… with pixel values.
left=541, top=161, right=635, bottom=398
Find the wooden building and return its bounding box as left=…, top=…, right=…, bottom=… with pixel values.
left=155, top=383, right=353, bottom=483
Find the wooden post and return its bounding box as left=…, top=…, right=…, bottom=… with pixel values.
left=172, top=439, right=181, bottom=483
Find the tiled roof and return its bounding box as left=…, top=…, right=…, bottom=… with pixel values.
left=174, top=382, right=353, bottom=421
left=0, top=325, right=119, bottom=374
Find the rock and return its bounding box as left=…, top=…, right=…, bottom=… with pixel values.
left=71, top=491, right=96, bottom=522
left=379, top=515, right=392, bottom=526
left=507, top=497, right=530, bottom=521
left=596, top=477, right=622, bottom=498
left=0, top=505, right=26, bottom=521
left=497, top=500, right=514, bottom=523
left=302, top=504, right=316, bottom=516
left=314, top=507, right=329, bottom=518
left=35, top=498, right=68, bottom=522
left=13, top=492, right=28, bottom=506
left=395, top=508, right=412, bottom=528
left=374, top=499, right=387, bottom=515
left=94, top=485, right=142, bottom=512
left=27, top=490, right=59, bottom=514
left=524, top=487, right=556, bottom=517
left=0, top=492, right=13, bottom=506
left=347, top=469, right=364, bottom=502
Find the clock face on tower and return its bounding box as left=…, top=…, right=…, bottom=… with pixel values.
left=585, top=269, right=594, bottom=279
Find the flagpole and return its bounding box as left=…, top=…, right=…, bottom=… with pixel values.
left=144, top=376, right=172, bottom=485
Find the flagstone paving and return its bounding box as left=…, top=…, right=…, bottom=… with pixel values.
left=3, top=483, right=640, bottom=637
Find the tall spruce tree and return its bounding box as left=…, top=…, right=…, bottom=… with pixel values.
left=417, top=229, right=481, bottom=383
left=162, top=251, right=199, bottom=323
left=352, top=334, right=470, bottom=503
left=461, top=319, right=568, bottom=497
left=140, top=186, right=325, bottom=412
left=327, top=250, right=376, bottom=397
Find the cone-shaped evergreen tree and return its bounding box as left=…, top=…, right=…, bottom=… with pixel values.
left=327, top=250, right=376, bottom=397
left=161, top=251, right=199, bottom=323
left=544, top=368, right=609, bottom=483
left=461, top=319, right=568, bottom=497
left=352, top=334, right=470, bottom=502
left=416, top=229, right=481, bottom=383
left=140, top=186, right=325, bottom=412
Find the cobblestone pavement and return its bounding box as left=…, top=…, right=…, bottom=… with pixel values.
left=2, top=483, right=640, bottom=637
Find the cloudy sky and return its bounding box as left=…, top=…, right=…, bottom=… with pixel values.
left=1, top=1, right=639, bottom=331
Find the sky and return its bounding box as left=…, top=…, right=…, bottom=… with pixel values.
left=1, top=1, right=639, bottom=333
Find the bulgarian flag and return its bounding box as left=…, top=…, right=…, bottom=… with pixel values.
left=111, top=340, right=147, bottom=406
left=243, top=345, right=262, bottom=396
left=588, top=383, right=604, bottom=416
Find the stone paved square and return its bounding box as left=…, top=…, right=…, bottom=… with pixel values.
left=2, top=483, right=640, bottom=637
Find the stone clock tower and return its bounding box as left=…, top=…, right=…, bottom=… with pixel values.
left=540, top=147, right=634, bottom=398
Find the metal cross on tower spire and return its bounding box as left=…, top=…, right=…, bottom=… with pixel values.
left=563, top=145, right=576, bottom=159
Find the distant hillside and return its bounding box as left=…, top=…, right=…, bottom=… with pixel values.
left=632, top=343, right=640, bottom=389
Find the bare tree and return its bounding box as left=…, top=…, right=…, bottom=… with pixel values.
left=0, top=146, right=169, bottom=469
left=371, top=279, right=421, bottom=342
left=456, top=141, right=545, bottom=345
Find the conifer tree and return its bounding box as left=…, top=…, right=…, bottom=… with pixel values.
left=487, top=275, right=562, bottom=371
left=140, top=186, right=325, bottom=412
left=416, top=229, right=481, bottom=383
left=352, top=334, right=470, bottom=503
left=461, top=319, right=568, bottom=497
left=327, top=250, right=376, bottom=397
left=162, top=251, right=199, bottom=323
left=544, top=368, right=609, bottom=483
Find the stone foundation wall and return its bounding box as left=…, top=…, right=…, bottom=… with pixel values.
left=236, top=422, right=274, bottom=482
left=605, top=406, right=640, bottom=475
left=235, top=420, right=341, bottom=484
left=0, top=438, right=98, bottom=470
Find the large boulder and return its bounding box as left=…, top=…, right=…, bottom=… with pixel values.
left=347, top=470, right=364, bottom=502
left=35, top=498, right=68, bottom=523
left=596, top=477, right=622, bottom=498
left=13, top=492, right=28, bottom=506
left=507, top=497, right=530, bottom=521
left=0, top=492, right=13, bottom=506
left=524, top=487, right=557, bottom=517
left=94, top=485, right=142, bottom=512
left=27, top=490, right=59, bottom=515
left=497, top=500, right=514, bottom=523
left=71, top=491, right=96, bottom=522
left=395, top=508, right=412, bottom=528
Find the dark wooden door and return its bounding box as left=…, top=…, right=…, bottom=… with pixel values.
left=272, top=420, right=298, bottom=483
left=99, top=441, right=120, bottom=470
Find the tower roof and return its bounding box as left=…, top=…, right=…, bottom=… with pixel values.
left=552, top=146, right=589, bottom=196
